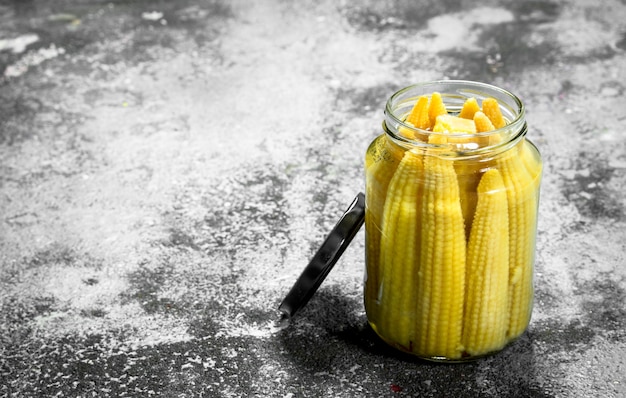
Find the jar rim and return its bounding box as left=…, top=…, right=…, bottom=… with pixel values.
left=383, top=80, right=526, bottom=156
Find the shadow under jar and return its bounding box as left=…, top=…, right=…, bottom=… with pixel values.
left=364, top=80, right=542, bottom=362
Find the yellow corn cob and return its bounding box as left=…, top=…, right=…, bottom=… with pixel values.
left=428, top=92, right=448, bottom=127
left=414, top=134, right=466, bottom=359
left=459, top=97, right=480, bottom=119
left=482, top=98, right=506, bottom=129
left=455, top=161, right=480, bottom=241
left=430, top=110, right=480, bottom=239
left=496, top=148, right=538, bottom=340
left=365, top=136, right=403, bottom=321
left=473, top=111, right=495, bottom=133
left=474, top=111, right=500, bottom=147
left=377, top=149, right=423, bottom=350
left=462, top=169, right=510, bottom=356
left=406, top=96, right=431, bottom=130
left=451, top=111, right=494, bottom=237
left=402, top=96, right=430, bottom=142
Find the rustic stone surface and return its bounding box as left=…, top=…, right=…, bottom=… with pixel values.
left=1, top=0, right=625, bottom=397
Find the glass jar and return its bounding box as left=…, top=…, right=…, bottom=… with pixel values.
left=364, top=80, right=542, bottom=361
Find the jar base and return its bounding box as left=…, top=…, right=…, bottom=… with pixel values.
left=368, top=321, right=518, bottom=363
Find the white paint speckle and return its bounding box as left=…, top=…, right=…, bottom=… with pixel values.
left=0, top=34, right=39, bottom=54
left=4, top=44, right=65, bottom=78
left=142, top=11, right=164, bottom=21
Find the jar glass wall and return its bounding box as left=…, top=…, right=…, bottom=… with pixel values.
left=364, top=81, right=542, bottom=361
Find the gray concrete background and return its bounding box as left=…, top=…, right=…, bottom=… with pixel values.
left=1, top=0, right=625, bottom=397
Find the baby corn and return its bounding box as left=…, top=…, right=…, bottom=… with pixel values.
left=428, top=92, right=448, bottom=127
left=365, top=137, right=403, bottom=320
left=406, top=96, right=431, bottom=130
left=415, top=135, right=466, bottom=359
left=497, top=151, right=538, bottom=339
left=377, top=149, right=424, bottom=350
left=459, top=97, right=480, bottom=119
left=482, top=98, right=506, bottom=128
left=462, top=169, right=510, bottom=355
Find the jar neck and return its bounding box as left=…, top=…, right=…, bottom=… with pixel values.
left=383, top=80, right=527, bottom=159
